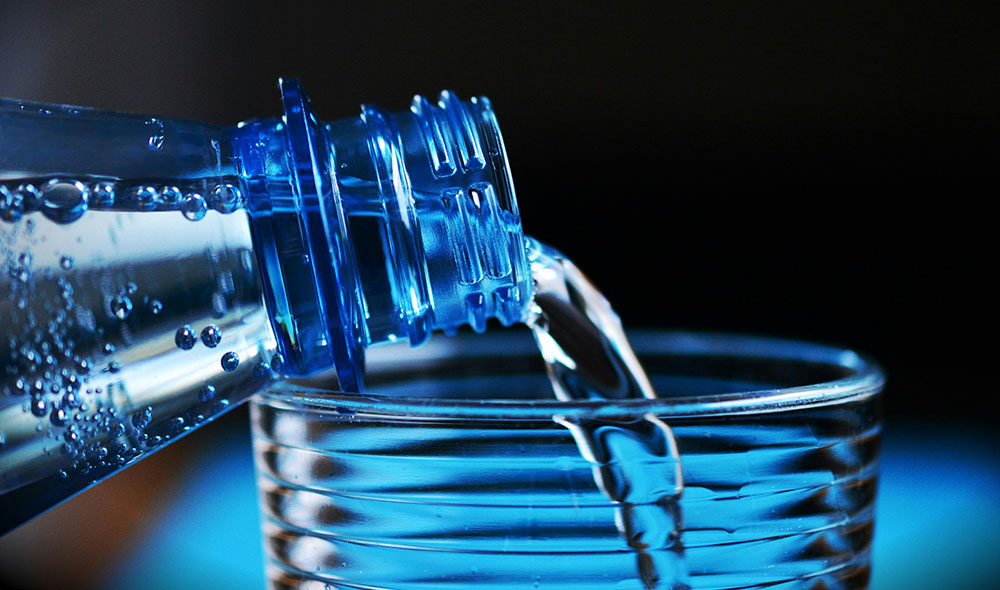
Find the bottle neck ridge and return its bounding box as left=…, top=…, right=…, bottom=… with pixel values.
left=237, top=78, right=531, bottom=390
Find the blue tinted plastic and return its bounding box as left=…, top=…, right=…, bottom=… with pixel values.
left=0, top=78, right=530, bottom=531
left=236, top=78, right=531, bottom=390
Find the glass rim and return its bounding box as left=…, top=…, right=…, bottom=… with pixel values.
left=262, top=330, right=885, bottom=420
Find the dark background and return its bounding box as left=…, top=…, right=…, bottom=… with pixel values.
left=1, top=1, right=994, bottom=423
left=0, top=1, right=996, bottom=587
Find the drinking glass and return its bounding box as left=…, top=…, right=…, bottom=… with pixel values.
left=251, top=330, right=884, bottom=590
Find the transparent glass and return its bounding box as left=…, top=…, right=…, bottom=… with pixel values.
left=251, top=329, right=885, bottom=590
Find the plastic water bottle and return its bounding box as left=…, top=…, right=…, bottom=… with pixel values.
left=0, top=78, right=532, bottom=532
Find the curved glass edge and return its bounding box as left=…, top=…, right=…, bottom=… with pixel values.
left=260, top=330, right=886, bottom=420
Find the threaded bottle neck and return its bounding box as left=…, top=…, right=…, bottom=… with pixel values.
left=332, top=90, right=532, bottom=345
left=239, top=79, right=531, bottom=390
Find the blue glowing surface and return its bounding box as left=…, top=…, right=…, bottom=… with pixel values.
left=871, top=421, right=1000, bottom=589
left=98, top=419, right=1000, bottom=590
left=99, top=429, right=264, bottom=590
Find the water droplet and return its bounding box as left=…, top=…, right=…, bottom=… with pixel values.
left=160, top=186, right=182, bottom=208
left=60, top=255, right=75, bottom=270
left=127, top=281, right=138, bottom=294
left=270, top=353, right=284, bottom=373
left=41, top=179, right=89, bottom=224
left=200, top=325, right=222, bottom=348
left=15, top=184, right=42, bottom=211
left=76, top=357, right=91, bottom=374
left=110, top=293, right=133, bottom=320
left=50, top=407, right=68, bottom=426
left=148, top=299, right=163, bottom=314
left=107, top=361, right=121, bottom=373
left=133, top=186, right=158, bottom=210
left=198, top=384, right=216, bottom=402
left=253, top=362, right=271, bottom=377
left=169, top=416, right=185, bottom=432
left=181, top=193, right=207, bottom=221
left=131, top=406, right=153, bottom=429
left=220, top=351, right=240, bottom=372
left=210, top=183, right=243, bottom=214
left=10, top=263, right=30, bottom=282
left=91, top=182, right=116, bottom=208
left=62, top=392, right=79, bottom=408
left=31, top=398, right=48, bottom=417
left=0, top=185, right=24, bottom=222
left=103, top=342, right=116, bottom=355
left=175, top=326, right=197, bottom=350
left=147, top=118, right=165, bottom=151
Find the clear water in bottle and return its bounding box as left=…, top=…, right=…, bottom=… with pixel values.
left=0, top=181, right=277, bottom=531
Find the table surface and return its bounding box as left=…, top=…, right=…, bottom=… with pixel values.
left=2, top=416, right=997, bottom=589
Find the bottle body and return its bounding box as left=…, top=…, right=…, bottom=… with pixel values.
left=0, top=98, right=278, bottom=532
left=0, top=79, right=532, bottom=532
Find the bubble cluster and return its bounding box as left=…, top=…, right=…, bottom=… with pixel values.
left=0, top=240, right=144, bottom=482
left=2, top=174, right=262, bottom=502
left=0, top=176, right=248, bottom=224
left=131, top=406, right=153, bottom=429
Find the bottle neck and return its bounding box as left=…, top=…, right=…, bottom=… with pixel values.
left=235, top=79, right=532, bottom=390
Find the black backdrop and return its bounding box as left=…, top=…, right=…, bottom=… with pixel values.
left=1, top=1, right=995, bottom=424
